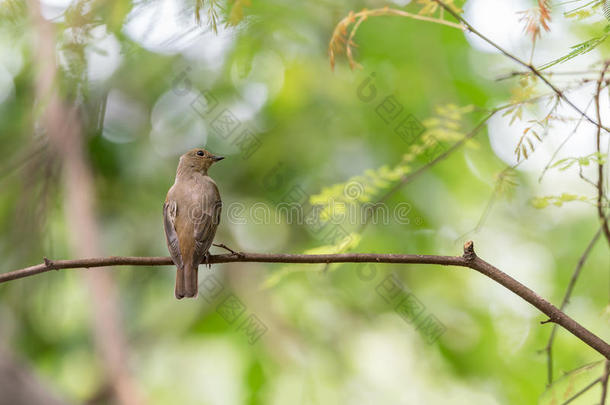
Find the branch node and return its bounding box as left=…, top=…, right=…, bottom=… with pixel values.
left=541, top=318, right=555, bottom=325
left=462, top=240, right=476, bottom=261
left=43, top=257, right=56, bottom=270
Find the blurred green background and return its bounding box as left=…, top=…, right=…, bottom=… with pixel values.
left=1, top=0, right=610, bottom=404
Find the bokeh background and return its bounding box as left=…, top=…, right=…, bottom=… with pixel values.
left=1, top=0, right=610, bottom=404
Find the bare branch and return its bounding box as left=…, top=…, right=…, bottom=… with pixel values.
left=601, top=360, right=610, bottom=405
left=329, top=7, right=463, bottom=69
left=544, top=226, right=603, bottom=385
left=431, top=0, right=610, bottom=133
left=595, top=62, right=610, bottom=245
left=376, top=109, right=496, bottom=206
left=3, top=241, right=610, bottom=360
left=561, top=378, right=601, bottom=405
left=496, top=69, right=604, bottom=81
left=359, top=109, right=497, bottom=230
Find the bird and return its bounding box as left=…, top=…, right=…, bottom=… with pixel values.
left=163, top=148, right=224, bottom=299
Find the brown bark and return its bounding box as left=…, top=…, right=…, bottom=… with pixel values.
left=2, top=241, right=610, bottom=361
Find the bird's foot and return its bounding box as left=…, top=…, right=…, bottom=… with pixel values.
left=213, top=243, right=244, bottom=258
left=205, top=251, right=211, bottom=269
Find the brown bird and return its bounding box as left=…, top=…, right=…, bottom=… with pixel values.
left=164, top=148, right=223, bottom=299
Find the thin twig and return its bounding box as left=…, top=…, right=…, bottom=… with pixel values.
left=539, top=97, right=595, bottom=183
left=360, top=109, right=497, bottom=231
left=544, top=226, right=603, bottom=385
left=381, top=109, right=496, bottom=204
left=431, top=0, right=610, bottom=133
left=595, top=62, right=610, bottom=245
left=457, top=163, right=522, bottom=241
left=561, top=378, right=601, bottom=405
left=359, top=80, right=588, bottom=233
left=601, top=360, right=610, bottom=405
left=329, top=7, right=463, bottom=69
left=3, top=241, right=610, bottom=361
left=496, top=69, right=603, bottom=81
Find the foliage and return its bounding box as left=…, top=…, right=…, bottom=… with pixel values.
left=417, top=0, right=462, bottom=16
left=309, top=104, right=476, bottom=227
left=540, top=25, right=610, bottom=70
left=551, top=152, right=607, bottom=171
left=1, top=0, right=610, bottom=404
left=518, top=0, right=552, bottom=41
left=195, top=0, right=250, bottom=32
left=531, top=193, right=592, bottom=209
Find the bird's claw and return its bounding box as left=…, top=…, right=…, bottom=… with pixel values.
left=205, top=251, right=211, bottom=269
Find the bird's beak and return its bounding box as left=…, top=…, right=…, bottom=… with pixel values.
left=212, top=155, right=225, bottom=162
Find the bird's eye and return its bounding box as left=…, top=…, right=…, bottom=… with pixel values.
left=197, top=150, right=204, bottom=156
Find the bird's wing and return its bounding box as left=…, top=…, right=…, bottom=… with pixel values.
left=191, top=192, right=222, bottom=266
left=163, top=199, right=183, bottom=268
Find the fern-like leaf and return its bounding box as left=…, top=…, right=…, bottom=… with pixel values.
left=540, top=26, right=610, bottom=70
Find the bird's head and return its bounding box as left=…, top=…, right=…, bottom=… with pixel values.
left=178, top=148, right=224, bottom=175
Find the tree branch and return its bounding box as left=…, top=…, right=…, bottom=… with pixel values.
left=359, top=109, right=497, bottom=231
left=376, top=109, right=496, bottom=206
left=432, top=0, right=610, bottom=133
left=544, top=226, right=603, bottom=385
left=601, top=360, right=610, bottom=405
left=595, top=62, right=610, bottom=246
left=329, top=7, right=463, bottom=69
left=561, top=377, right=601, bottom=405
left=3, top=241, right=610, bottom=360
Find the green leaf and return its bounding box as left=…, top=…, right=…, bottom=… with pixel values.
left=531, top=197, right=549, bottom=209
left=540, top=28, right=610, bottom=70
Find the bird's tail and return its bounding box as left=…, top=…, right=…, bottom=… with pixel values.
left=183, top=264, right=199, bottom=298
left=175, top=265, right=185, bottom=299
